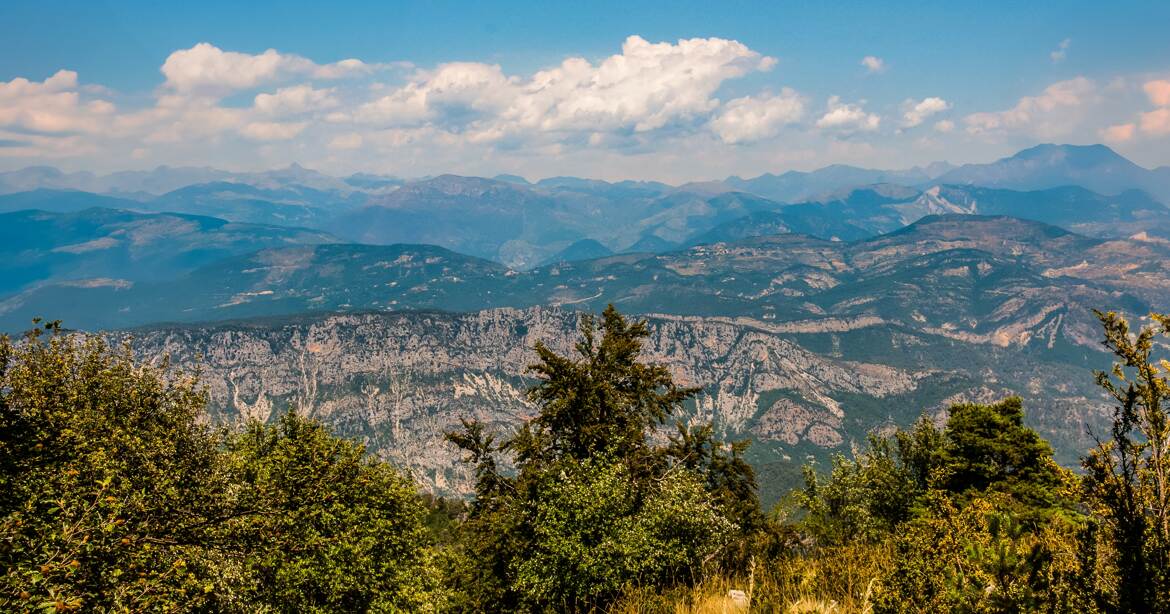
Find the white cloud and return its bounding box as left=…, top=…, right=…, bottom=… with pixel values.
left=240, top=121, right=307, bottom=141
left=709, top=89, right=804, bottom=144
left=815, top=96, right=880, bottom=133
left=860, top=56, right=885, bottom=73
left=1050, top=38, right=1071, bottom=63
left=254, top=85, right=339, bottom=115
left=901, top=97, right=951, bottom=128
left=353, top=35, right=776, bottom=139
left=1140, top=109, right=1170, bottom=136
left=12, top=35, right=1164, bottom=179
left=0, top=70, right=116, bottom=134
left=1100, top=122, right=1136, bottom=142
left=328, top=133, right=363, bottom=150
left=355, top=62, right=514, bottom=126
left=132, top=95, right=248, bottom=144
left=1144, top=80, right=1170, bottom=107
left=161, top=43, right=370, bottom=96
left=963, top=77, right=1094, bottom=137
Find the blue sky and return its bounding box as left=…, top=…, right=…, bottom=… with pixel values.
left=1, top=0, right=1168, bottom=181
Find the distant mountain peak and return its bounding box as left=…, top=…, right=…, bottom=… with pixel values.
left=937, top=143, right=1168, bottom=202
left=493, top=174, right=531, bottom=185
left=1007, top=143, right=1133, bottom=167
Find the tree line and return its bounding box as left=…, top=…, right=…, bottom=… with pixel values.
left=1, top=308, right=1168, bottom=612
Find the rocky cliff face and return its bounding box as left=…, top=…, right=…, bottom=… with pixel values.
left=125, top=306, right=1110, bottom=500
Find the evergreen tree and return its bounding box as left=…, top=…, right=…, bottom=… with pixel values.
left=447, top=306, right=762, bottom=612
left=939, top=397, right=1068, bottom=514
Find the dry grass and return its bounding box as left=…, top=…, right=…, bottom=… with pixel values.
left=611, top=543, right=886, bottom=613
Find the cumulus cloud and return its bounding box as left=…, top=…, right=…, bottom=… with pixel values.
left=1050, top=39, right=1071, bottom=63
left=161, top=43, right=370, bottom=96
left=815, top=96, right=880, bottom=133
left=0, top=70, right=115, bottom=134
left=1140, top=109, right=1170, bottom=137
left=860, top=56, right=885, bottom=73
left=1100, top=122, right=1136, bottom=142
left=328, top=133, right=363, bottom=150
left=963, top=77, right=1094, bottom=137
left=350, top=35, right=777, bottom=142
left=4, top=36, right=796, bottom=170
left=708, top=89, right=804, bottom=144
left=240, top=121, right=308, bottom=141
left=138, top=96, right=247, bottom=143
left=12, top=34, right=1163, bottom=178
left=254, top=85, right=339, bottom=115
left=901, top=97, right=951, bottom=128
left=355, top=62, right=514, bottom=127
left=1145, top=80, right=1170, bottom=107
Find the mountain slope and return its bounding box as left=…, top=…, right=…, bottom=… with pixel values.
left=937, top=144, right=1170, bottom=202
left=0, top=208, right=337, bottom=295
left=721, top=165, right=936, bottom=202
left=123, top=305, right=1110, bottom=503
left=539, top=239, right=613, bottom=265
left=0, top=189, right=144, bottom=213
left=10, top=215, right=1167, bottom=357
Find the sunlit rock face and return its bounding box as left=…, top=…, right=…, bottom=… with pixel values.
left=125, top=304, right=1109, bottom=500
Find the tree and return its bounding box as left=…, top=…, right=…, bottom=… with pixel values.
left=939, top=397, right=1069, bottom=515
left=797, top=433, right=923, bottom=546
left=0, top=322, right=437, bottom=612
left=875, top=492, right=1088, bottom=613
left=218, top=412, right=436, bottom=612
left=0, top=323, right=223, bottom=611
left=447, top=306, right=761, bottom=611
left=1080, top=310, right=1170, bottom=612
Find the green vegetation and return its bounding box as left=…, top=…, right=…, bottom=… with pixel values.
left=4, top=307, right=1170, bottom=612
left=442, top=307, right=764, bottom=611
left=0, top=322, right=437, bottom=612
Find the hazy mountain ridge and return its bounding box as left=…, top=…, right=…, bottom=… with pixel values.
left=937, top=144, right=1170, bottom=203
left=3, top=145, right=1167, bottom=271
left=0, top=207, right=338, bottom=295
left=8, top=215, right=1165, bottom=361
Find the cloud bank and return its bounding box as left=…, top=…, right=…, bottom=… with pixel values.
left=0, top=36, right=1167, bottom=180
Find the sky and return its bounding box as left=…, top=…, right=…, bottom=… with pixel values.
left=1, top=0, right=1169, bottom=182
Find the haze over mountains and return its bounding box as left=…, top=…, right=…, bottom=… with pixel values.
left=3, top=144, right=1170, bottom=271
left=5, top=143, right=1170, bottom=497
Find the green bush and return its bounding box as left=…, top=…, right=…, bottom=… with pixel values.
left=0, top=323, right=436, bottom=612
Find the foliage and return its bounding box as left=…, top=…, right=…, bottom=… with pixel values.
left=10, top=305, right=1170, bottom=612
left=512, top=458, right=733, bottom=608
left=793, top=392, right=1087, bottom=611
left=940, top=397, right=1068, bottom=514
left=215, top=412, right=435, bottom=612
left=0, top=322, right=435, bottom=612
left=447, top=306, right=762, bottom=612
left=1078, top=310, right=1170, bottom=612
left=796, top=433, right=923, bottom=546
left=797, top=396, right=1072, bottom=548
left=0, top=322, right=223, bottom=611
left=875, top=492, right=1090, bottom=613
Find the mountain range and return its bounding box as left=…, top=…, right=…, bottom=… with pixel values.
left=5, top=143, right=1170, bottom=500
left=2, top=145, right=1169, bottom=271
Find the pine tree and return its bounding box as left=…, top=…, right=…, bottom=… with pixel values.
left=1080, top=310, right=1170, bottom=612
left=446, top=306, right=762, bottom=611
